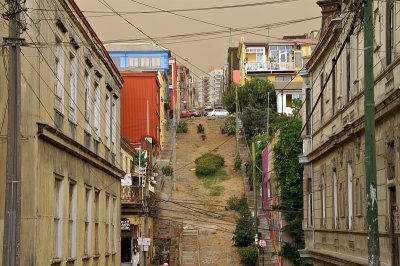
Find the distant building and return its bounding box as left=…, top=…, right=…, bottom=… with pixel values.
left=208, top=68, right=224, bottom=106
left=238, top=34, right=318, bottom=115
left=0, top=0, right=124, bottom=264
left=106, top=43, right=170, bottom=151
left=198, top=75, right=210, bottom=107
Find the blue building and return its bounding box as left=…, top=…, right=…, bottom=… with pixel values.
left=106, top=42, right=172, bottom=122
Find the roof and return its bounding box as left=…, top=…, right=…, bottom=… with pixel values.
left=105, top=42, right=170, bottom=53
left=67, top=0, right=123, bottom=84
left=273, top=81, right=303, bottom=91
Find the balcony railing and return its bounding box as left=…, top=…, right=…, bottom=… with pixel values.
left=121, top=186, right=142, bottom=204
left=246, top=61, right=295, bottom=72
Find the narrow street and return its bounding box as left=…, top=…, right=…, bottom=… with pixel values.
left=157, top=117, right=244, bottom=265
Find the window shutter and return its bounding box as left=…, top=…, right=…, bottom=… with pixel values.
left=85, top=72, right=91, bottom=133
left=94, top=84, right=101, bottom=140
left=105, top=95, right=111, bottom=148
left=69, top=56, right=77, bottom=123
left=55, top=43, right=64, bottom=113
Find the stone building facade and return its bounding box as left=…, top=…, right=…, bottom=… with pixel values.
left=0, top=0, right=124, bottom=265
left=300, top=0, right=400, bottom=265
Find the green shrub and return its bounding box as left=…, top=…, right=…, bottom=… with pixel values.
left=176, top=121, right=188, bottom=133
left=223, top=116, right=236, bottom=135
left=227, top=195, right=248, bottom=212
left=195, top=153, right=224, bottom=177
left=232, top=208, right=255, bottom=247
left=238, top=244, right=258, bottom=266
left=234, top=156, right=242, bottom=170
left=161, top=165, right=173, bottom=176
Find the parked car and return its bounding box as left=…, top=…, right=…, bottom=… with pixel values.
left=180, top=110, right=196, bottom=118
left=188, top=109, right=200, bottom=117
left=208, top=109, right=229, bottom=117
left=204, top=105, right=213, bottom=112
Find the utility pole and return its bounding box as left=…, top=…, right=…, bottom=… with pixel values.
left=267, top=92, right=270, bottom=136
left=172, top=100, right=177, bottom=191
left=3, top=1, right=25, bottom=265
left=364, top=0, right=380, bottom=264
left=252, top=142, right=258, bottom=243
left=235, top=85, right=239, bottom=157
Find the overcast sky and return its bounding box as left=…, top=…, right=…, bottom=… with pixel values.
left=75, top=0, right=321, bottom=79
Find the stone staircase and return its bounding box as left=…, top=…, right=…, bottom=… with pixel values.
left=179, top=229, right=200, bottom=266
left=238, top=124, right=277, bottom=266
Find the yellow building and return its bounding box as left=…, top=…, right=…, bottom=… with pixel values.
left=157, top=71, right=167, bottom=151
left=0, top=0, right=124, bottom=265
left=120, top=137, right=156, bottom=266
left=238, top=34, right=318, bottom=114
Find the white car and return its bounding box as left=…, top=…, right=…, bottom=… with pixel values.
left=208, top=109, right=229, bottom=117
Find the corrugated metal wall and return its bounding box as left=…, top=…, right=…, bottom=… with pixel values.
left=121, top=72, right=160, bottom=149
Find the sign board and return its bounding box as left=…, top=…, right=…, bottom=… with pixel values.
left=259, top=239, right=267, bottom=248
left=121, top=219, right=131, bottom=231
left=138, top=237, right=151, bottom=246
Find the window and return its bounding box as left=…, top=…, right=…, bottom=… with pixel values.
left=151, top=57, right=161, bottom=67
left=94, top=83, right=101, bottom=141
left=94, top=190, right=100, bottom=255
left=68, top=181, right=77, bottom=258
left=69, top=54, right=77, bottom=123
left=346, top=41, right=351, bottom=103
left=111, top=102, right=117, bottom=154
left=340, top=182, right=345, bottom=218
left=386, top=0, right=395, bottom=65
left=84, top=187, right=92, bottom=255
left=53, top=178, right=63, bottom=259
left=347, top=163, right=353, bottom=229
left=105, top=94, right=111, bottom=148
left=307, top=177, right=313, bottom=227
left=355, top=178, right=363, bottom=216
left=333, top=169, right=338, bottom=229
left=140, top=57, right=150, bottom=67
left=320, top=73, right=324, bottom=121
left=269, top=45, right=292, bottom=63
left=128, top=57, right=139, bottom=67
left=84, top=71, right=92, bottom=133
left=294, top=52, right=302, bottom=68
left=286, top=94, right=293, bottom=108
left=275, top=76, right=292, bottom=82
left=106, top=194, right=110, bottom=253
left=113, top=197, right=117, bottom=252
left=321, top=174, right=326, bottom=227
left=55, top=37, right=65, bottom=114
left=388, top=141, right=395, bottom=180
left=332, top=57, right=336, bottom=115
left=306, top=87, right=311, bottom=135
left=310, top=45, right=315, bottom=55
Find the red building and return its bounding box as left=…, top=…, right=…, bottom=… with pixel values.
left=121, top=72, right=161, bottom=153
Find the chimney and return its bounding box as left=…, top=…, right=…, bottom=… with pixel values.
left=317, top=0, right=341, bottom=37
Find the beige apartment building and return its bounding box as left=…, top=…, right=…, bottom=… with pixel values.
left=0, top=0, right=124, bottom=265
left=300, top=0, right=400, bottom=265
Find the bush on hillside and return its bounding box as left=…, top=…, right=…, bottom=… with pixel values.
left=176, top=121, right=188, bottom=133
left=238, top=244, right=258, bottom=266
left=161, top=165, right=173, bottom=176
left=227, top=195, right=248, bottom=212
left=223, top=116, right=236, bottom=135
left=195, top=153, right=224, bottom=177
left=232, top=208, right=255, bottom=247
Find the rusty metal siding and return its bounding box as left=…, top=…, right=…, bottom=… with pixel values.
left=121, top=72, right=160, bottom=148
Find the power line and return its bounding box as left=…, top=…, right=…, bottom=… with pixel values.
left=34, top=0, right=301, bottom=17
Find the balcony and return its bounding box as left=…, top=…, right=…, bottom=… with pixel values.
left=121, top=186, right=142, bottom=204
left=246, top=61, right=295, bottom=73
